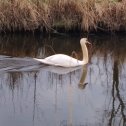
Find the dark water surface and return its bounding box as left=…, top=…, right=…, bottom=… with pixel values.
left=0, top=34, right=126, bottom=126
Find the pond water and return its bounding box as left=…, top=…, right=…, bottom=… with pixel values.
left=0, top=34, right=126, bottom=126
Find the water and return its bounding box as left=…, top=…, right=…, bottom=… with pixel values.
left=0, top=34, right=126, bottom=126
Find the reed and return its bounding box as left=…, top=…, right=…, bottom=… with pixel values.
left=0, top=0, right=50, bottom=32
left=0, top=0, right=125, bottom=32
left=49, top=0, right=82, bottom=30
left=97, top=0, right=126, bottom=31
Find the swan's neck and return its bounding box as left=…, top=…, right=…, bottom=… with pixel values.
left=81, top=43, right=88, bottom=64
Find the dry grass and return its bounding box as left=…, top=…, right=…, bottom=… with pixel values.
left=97, top=0, right=126, bottom=31
left=49, top=0, right=82, bottom=30
left=0, top=0, right=125, bottom=32
left=0, top=0, right=50, bottom=32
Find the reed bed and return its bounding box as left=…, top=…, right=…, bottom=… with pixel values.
left=0, top=0, right=125, bottom=32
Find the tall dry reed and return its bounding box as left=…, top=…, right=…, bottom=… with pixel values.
left=0, top=0, right=50, bottom=32
left=96, top=0, right=126, bottom=31
left=0, top=0, right=125, bottom=32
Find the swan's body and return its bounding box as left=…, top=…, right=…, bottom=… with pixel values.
left=34, top=54, right=84, bottom=67
left=34, top=38, right=89, bottom=67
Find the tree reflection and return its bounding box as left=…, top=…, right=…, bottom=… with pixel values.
left=108, top=60, right=126, bottom=126
left=33, top=72, right=37, bottom=126
left=8, top=72, right=23, bottom=90
left=89, top=35, right=126, bottom=126
left=0, top=34, right=80, bottom=59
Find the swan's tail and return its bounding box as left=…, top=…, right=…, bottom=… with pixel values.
left=33, top=58, right=45, bottom=62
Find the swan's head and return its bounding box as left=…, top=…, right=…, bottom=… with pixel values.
left=80, top=38, right=91, bottom=47
left=80, top=38, right=88, bottom=45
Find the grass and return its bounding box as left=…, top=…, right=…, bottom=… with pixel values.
left=0, top=0, right=125, bottom=33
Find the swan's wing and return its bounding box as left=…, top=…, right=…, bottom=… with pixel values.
left=34, top=54, right=83, bottom=67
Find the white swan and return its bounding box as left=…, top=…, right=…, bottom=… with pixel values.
left=34, top=38, right=89, bottom=67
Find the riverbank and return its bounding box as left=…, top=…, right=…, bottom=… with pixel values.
left=0, top=0, right=125, bottom=33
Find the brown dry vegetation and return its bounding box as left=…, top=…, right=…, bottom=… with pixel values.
left=0, top=0, right=125, bottom=32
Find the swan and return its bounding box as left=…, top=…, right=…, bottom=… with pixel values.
left=34, top=38, right=90, bottom=67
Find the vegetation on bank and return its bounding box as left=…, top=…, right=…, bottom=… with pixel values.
left=0, top=0, right=125, bottom=33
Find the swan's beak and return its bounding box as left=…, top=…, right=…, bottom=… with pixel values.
left=86, top=41, right=92, bottom=47
left=86, top=41, right=91, bottom=45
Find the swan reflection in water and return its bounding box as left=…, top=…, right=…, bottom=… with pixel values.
left=44, top=65, right=88, bottom=89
